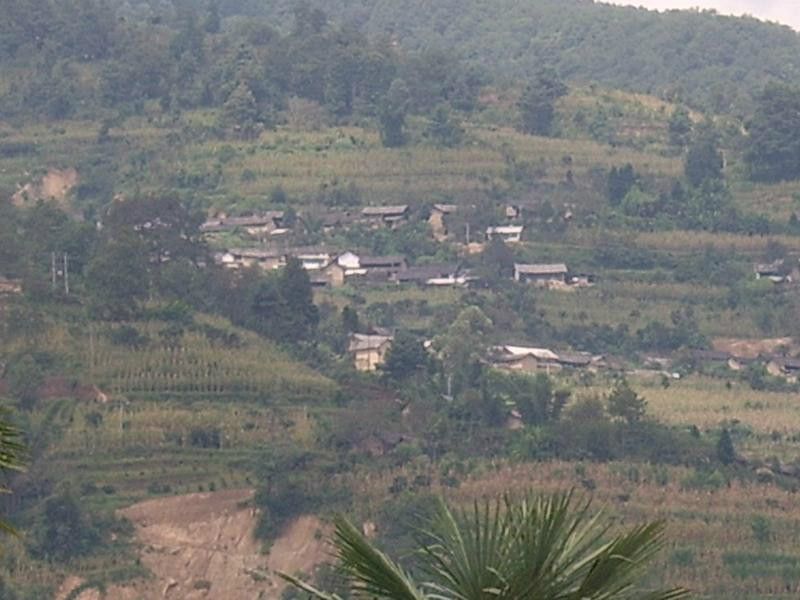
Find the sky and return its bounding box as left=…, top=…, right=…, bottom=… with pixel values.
left=608, top=1, right=800, bottom=30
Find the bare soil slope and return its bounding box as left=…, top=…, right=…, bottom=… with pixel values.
left=58, top=489, right=327, bottom=600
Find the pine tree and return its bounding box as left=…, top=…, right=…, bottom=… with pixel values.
left=518, top=68, right=568, bottom=136
left=607, top=380, right=647, bottom=425
left=378, top=79, right=410, bottom=147
left=685, top=123, right=723, bottom=187
left=220, top=81, right=259, bottom=139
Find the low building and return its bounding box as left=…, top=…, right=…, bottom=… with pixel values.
left=319, top=210, right=360, bottom=233
left=429, top=204, right=458, bottom=239
left=201, top=212, right=285, bottom=237
left=361, top=205, right=410, bottom=227
left=755, top=261, right=790, bottom=283
left=360, top=256, right=408, bottom=276
left=0, top=276, right=22, bottom=296
left=349, top=333, right=393, bottom=372
left=394, top=264, right=467, bottom=286
left=219, top=248, right=285, bottom=270
left=286, top=247, right=334, bottom=271
left=316, top=261, right=347, bottom=288
left=486, top=225, right=524, bottom=243
left=514, top=263, right=568, bottom=285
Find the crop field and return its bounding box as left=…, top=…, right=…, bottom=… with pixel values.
left=344, top=453, right=800, bottom=599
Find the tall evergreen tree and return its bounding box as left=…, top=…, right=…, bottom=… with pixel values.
left=378, top=79, right=410, bottom=148
left=518, top=68, right=568, bottom=136
left=717, top=428, right=736, bottom=465
left=685, top=123, right=723, bottom=187
left=280, top=257, right=319, bottom=341
left=220, top=81, right=259, bottom=138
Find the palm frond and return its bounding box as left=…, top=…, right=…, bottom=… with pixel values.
left=332, top=516, right=428, bottom=600
left=277, top=572, right=344, bottom=600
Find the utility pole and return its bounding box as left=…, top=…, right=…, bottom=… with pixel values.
left=51, top=252, right=56, bottom=291
left=63, top=253, right=69, bottom=295
left=465, top=222, right=471, bottom=245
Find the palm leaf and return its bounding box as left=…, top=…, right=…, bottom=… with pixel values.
left=0, top=409, right=25, bottom=538
left=282, top=515, right=428, bottom=600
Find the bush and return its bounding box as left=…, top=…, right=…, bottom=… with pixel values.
left=189, top=428, right=221, bottom=449
left=108, top=325, right=149, bottom=348
left=28, top=490, right=102, bottom=563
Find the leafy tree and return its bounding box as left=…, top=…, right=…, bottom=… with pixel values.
left=28, top=489, right=101, bottom=562
left=382, top=331, right=429, bottom=381
left=504, top=373, right=570, bottom=426
left=433, top=306, right=493, bottom=395
left=85, top=233, right=149, bottom=320
left=5, top=354, right=44, bottom=410
left=477, top=237, right=515, bottom=287
left=668, top=106, right=693, bottom=147
left=341, top=306, right=360, bottom=334
left=220, top=81, right=260, bottom=139
left=607, top=164, right=637, bottom=206
left=280, top=257, right=320, bottom=340
left=425, top=103, right=464, bottom=147
left=518, top=68, right=568, bottom=136
left=282, top=492, right=689, bottom=600
left=717, top=428, right=736, bottom=465
left=745, top=83, right=800, bottom=183
left=685, top=123, right=723, bottom=187
left=607, top=380, right=647, bottom=425
left=379, top=79, right=411, bottom=147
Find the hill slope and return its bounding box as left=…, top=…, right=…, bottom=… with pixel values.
left=223, top=0, right=800, bottom=111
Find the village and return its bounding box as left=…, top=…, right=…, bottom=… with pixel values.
left=195, top=203, right=800, bottom=384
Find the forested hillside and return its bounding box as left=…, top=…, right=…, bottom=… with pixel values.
left=215, top=0, right=800, bottom=112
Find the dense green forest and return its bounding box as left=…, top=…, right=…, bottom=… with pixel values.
left=213, top=0, right=800, bottom=112
left=3, top=0, right=800, bottom=123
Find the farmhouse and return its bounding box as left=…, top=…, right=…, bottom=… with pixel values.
left=319, top=210, right=360, bottom=232
left=360, top=255, right=408, bottom=275
left=315, top=261, right=347, bottom=288
left=286, top=247, right=334, bottom=271
left=429, top=203, right=458, bottom=239
left=491, top=346, right=562, bottom=374
left=348, top=333, right=393, bottom=372
left=0, top=276, right=22, bottom=296
left=394, top=264, right=469, bottom=286
left=201, top=212, right=285, bottom=236
left=219, top=248, right=284, bottom=270
left=514, top=263, right=568, bottom=285
left=361, top=205, right=410, bottom=226
left=754, top=260, right=790, bottom=283
left=490, top=345, right=601, bottom=374
left=486, top=225, right=524, bottom=243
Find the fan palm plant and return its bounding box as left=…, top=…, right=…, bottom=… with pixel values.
left=281, top=491, right=689, bottom=599
left=0, top=409, right=25, bottom=537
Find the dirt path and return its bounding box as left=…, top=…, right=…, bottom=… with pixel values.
left=58, top=489, right=328, bottom=600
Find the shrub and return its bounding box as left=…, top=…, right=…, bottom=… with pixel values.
left=189, top=428, right=221, bottom=449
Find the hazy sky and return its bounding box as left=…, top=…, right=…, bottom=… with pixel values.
left=609, top=1, right=800, bottom=30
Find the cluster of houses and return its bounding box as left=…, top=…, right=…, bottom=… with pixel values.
left=346, top=333, right=608, bottom=376
left=217, top=246, right=479, bottom=288
left=217, top=245, right=595, bottom=290
left=201, top=203, right=534, bottom=245
left=488, top=345, right=606, bottom=374
left=689, top=349, right=800, bottom=382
